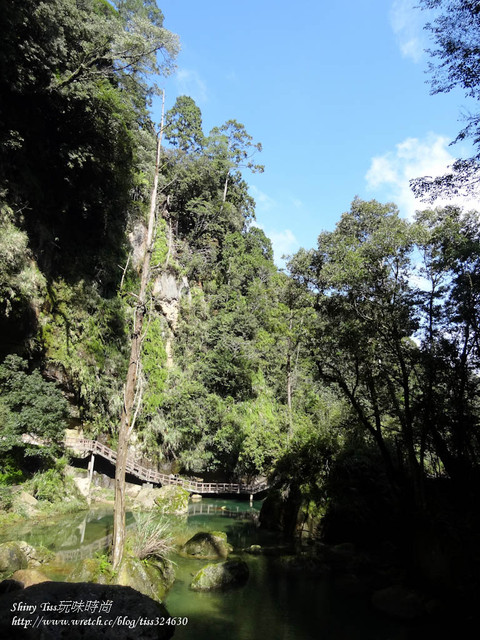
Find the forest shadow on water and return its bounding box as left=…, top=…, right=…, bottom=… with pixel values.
left=156, top=500, right=460, bottom=640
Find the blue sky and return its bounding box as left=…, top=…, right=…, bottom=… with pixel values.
left=154, top=0, right=477, bottom=264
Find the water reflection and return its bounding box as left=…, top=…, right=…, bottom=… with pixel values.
left=0, top=500, right=441, bottom=639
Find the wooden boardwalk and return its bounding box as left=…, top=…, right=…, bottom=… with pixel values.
left=65, top=437, right=268, bottom=496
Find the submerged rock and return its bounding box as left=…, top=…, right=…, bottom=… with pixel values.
left=274, top=554, right=329, bottom=577
left=245, top=544, right=262, bottom=555
left=190, top=560, right=249, bottom=591
left=181, top=531, right=232, bottom=559
left=245, top=544, right=294, bottom=557
left=0, top=582, right=175, bottom=639
left=372, top=584, right=426, bottom=619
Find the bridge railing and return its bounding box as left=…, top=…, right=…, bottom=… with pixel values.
left=64, top=436, right=268, bottom=495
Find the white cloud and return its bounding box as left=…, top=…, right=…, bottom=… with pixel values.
left=249, top=185, right=300, bottom=264
left=390, top=0, right=426, bottom=63
left=250, top=219, right=299, bottom=265
left=366, top=133, right=478, bottom=217
left=250, top=185, right=276, bottom=212
left=175, top=69, right=207, bottom=103
left=269, top=229, right=299, bottom=264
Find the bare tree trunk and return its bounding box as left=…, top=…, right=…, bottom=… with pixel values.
left=286, top=322, right=293, bottom=437
left=112, top=93, right=165, bottom=570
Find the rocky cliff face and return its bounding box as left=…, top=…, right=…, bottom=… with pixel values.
left=152, top=272, right=190, bottom=332
left=129, top=220, right=190, bottom=368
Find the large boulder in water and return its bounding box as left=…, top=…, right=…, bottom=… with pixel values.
left=16, top=542, right=54, bottom=567
left=0, top=542, right=28, bottom=579
left=155, top=485, right=189, bottom=515
left=181, top=531, right=232, bottom=559
left=0, top=582, right=175, bottom=639
left=134, top=485, right=189, bottom=514
left=371, top=584, right=427, bottom=619
left=116, top=555, right=175, bottom=602
left=190, top=560, right=249, bottom=591
left=70, top=554, right=175, bottom=602
left=11, top=569, right=51, bottom=588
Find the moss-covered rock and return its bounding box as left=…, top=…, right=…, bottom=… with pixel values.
left=16, top=542, right=54, bottom=567
left=0, top=542, right=28, bottom=579
left=0, top=541, right=54, bottom=580
left=181, top=531, right=232, bottom=559
left=259, top=487, right=303, bottom=536
left=154, top=485, right=189, bottom=515
left=190, top=560, right=249, bottom=591
left=70, top=554, right=175, bottom=602
left=116, top=554, right=175, bottom=602
left=69, top=556, right=112, bottom=584
left=11, top=491, right=40, bottom=518
left=134, top=485, right=189, bottom=514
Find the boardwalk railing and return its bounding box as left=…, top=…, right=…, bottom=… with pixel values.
left=64, top=437, right=268, bottom=495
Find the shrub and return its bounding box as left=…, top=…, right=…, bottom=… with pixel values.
left=129, top=513, right=174, bottom=561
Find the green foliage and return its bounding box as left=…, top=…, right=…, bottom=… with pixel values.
left=0, top=487, right=13, bottom=511
left=0, top=205, right=46, bottom=317
left=141, top=316, right=167, bottom=416
left=128, top=513, right=174, bottom=561
left=0, top=0, right=177, bottom=282
left=0, top=355, right=68, bottom=458
left=208, top=119, right=264, bottom=175
left=235, top=395, right=286, bottom=477
left=150, top=219, right=169, bottom=267
left=289, top=199, right=480, bottom=503
left=28, top=458, right=82, bottom=505
left=164, top=95, right=205, bottom=152
left=41, top=279, right=129, bottom=436
left=0, top=454, right=25, bottom=486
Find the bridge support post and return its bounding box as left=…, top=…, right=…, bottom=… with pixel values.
left=87, top=453, right=95, bottom=502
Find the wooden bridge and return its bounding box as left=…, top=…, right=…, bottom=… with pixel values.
left=64, top=437, right=269, bottom=496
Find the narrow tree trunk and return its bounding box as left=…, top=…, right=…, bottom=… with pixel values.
left=112, top=93, right=165, bottom=569
left=286, top=316, right=293, bottom=437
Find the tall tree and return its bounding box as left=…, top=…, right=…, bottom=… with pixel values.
left=291, top=199, right=480, bottom=506
left=411, top=0, right=480, bottom=199
left=164, top=95, right=205, bottom=152
left=112, top=94, right=165, bottom=569
left=208, top=120, right=264, bottom=208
